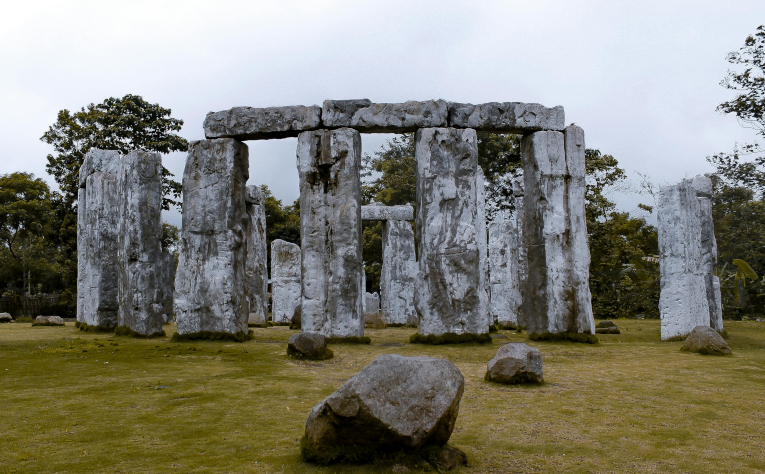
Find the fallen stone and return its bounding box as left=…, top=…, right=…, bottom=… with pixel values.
left=302, top=354, right=464, bottom=463
left=485, top=342, right=544, bottom=384
left=204, top=105, right=321, bottom=140
left=681, top=326, right=731, bottom=355
left=32, top=316, right=65, bottom=326
left=361, top=203, right=414, bottom=221
left=381, top=220, right=417, bottom=327
left=0, top=313, right=13, bottom=323
left=322, top=99, right=448, bottom=133
left=596, top=320, right=616, bottom=328
left=245, top=185, right=269, bottom=326
left=287, top=332, right=333, bottom=360
left=448, top=102, right=564, bottom=133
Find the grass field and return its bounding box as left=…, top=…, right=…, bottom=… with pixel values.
left=1, top=320, right=764, bottom=473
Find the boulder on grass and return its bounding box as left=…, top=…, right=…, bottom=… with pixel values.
left=0, top=313, right=12, bottom=323
left=302, top=354, right=465, bottom=465
left=596, top=320, right=615, bottom=328
left=595, top=320, right=620, bottom=334
left=32, top=316, right=65, bottom=326
left=485, top=343, right=543, bottom=384
left=681, top=326, right=731, bottom=356
left=248, top=312, right=267, bottom=327
left=288, top=332, right=333, bottom=360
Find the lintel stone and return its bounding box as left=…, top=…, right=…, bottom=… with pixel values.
left=361, top=204, right=414, bottom=221
left=321, top=99, right=448, bottom=132
left=204, top=105, right=322, bottom=140
left=448, top=102, right=564, bottom=133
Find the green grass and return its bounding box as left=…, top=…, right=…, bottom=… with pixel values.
left=2, top=320, right=765, bottom=472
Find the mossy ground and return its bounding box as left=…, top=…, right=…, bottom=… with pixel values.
left=2, top=320, right=765, bottom=473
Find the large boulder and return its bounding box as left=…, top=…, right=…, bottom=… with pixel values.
left=0, top=313, right=12, bottom=323
left=681, top=326, right=731, bottom=355
left=485, top=343, right=544, bottom=384
left=302, top=354, right=464, bottom=463
left=288, top=332, right=333, bottom=360
left=32, top=316, right=65, bottom=327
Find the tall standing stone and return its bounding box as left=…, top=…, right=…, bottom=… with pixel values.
left=77, top=149, right=121, bottom=329
left=381, top=220, right=417, bottom=326
left=245, top=185, right=268, bottom=325
left=488, top=221, right=519, bottom=329
left=174, top=139, right=250, bottom=337
left=117, top=150, right=170, bottom=336
left=658, top=175, right=723, bottom=340
left=512, top=176, right=526, bottom=313
left=159, top=250, right=176, bottom=322
left=519, top=126, right=594, bottom=335
left=297, top=128, right=364, bottom=338
left=476, top=167, right=490, bottom=328
left=414, top=128, right=490, bottom=338
left=271, top=239, right=302, bottom=324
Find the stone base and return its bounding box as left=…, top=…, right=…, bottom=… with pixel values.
left=326, top=336, right=371, bottom=345
left=409, top=333, right=492, bottom=345
left=496, top=321, right=518, bottom=330
left=74, top=321, right=116, bottom=332
left=115, top=326, right=166, bottom=338
left=528, top=332, right=598, bottom=344
left=170, top=330, right=254, bottom=342
left=287, top=345, right=333, bottom=361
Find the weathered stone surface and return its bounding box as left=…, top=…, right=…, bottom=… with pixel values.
left=77, top=149, right=121, bottom=330
left=0, top=313, right=13, bottom=322
left=117, top=150, right=169, bottom=336
left=381, top=220, right=417, bottom=326
left=658, top=175, right=722, bottom=341
left=271, top=239, right=302, bottom=324
left=288, top=332, right=332, bottom=360
left=361, top=203, right=414, bottom=221
left=414, top=128, right=489, bottom=337
left=512, top=176, right=526, bottom=294
left=448, top=102, right=564, bottom=133
left=595, top=320, right=616, bottom=329
left=245, top=185, right=269, bottom=326
left=298, top=128, right=364, bottom=338
left=32, top=315, right=65, bottom=326
left=159, top=250, right=176, bottom=323
left=488, top=221, right=519, bottom=329
left=204, top=105, right=321, bottom=140
left=485, top=342, right=543, bottom=384
left=364, top=293, right=385, bottom=328
left=322, top=99, right=448, bottom=133
left=477, top=167, right=490, bottom=330
left=174, top=139, right=250, bottom=336
left=595, top=321, right=620, bottom=334
left=681, top=326, right=731, bottom=355
left=519, top=126, right=594, bottom=335
left=303, top=354, right=464, bottom=458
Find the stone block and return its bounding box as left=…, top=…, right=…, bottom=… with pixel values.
left=322, top=99, right=448, bottom=133
left=204, top=105, right=321, bottom=140
left=681, top=326, right=731, bottom=355
left=488, top=220, right=519, bottom=329
left=32, top=315, right=65, bottom=326
left=298, top=128, right=363, bottom=338
left=448, top=102, right=564, bottom=133
left=271, top=239, right=301, bottom=324
left=79, top=148, right=121, bottom=188
left=381, top=220, right=417, bottom=327
left=485, top=342, right=543, bottom=384
left=174, top=139, right=250, bottom=336
left=245, top=185, right=268, bottom=325
left=361, top=203, right=414, bottom=221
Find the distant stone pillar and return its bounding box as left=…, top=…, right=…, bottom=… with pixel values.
left=414, top=127, right=490, bottom=339
left=297, top=128, right=364, bottom=338
left=381, top=220, right=417, bottom=326
left=174, top=139, right=250, bottom=338
left=117, top=150, right=171, bottom=337
left=477, top=167, right=490, bottom=328
left=658, top=175, right=723, bottom=340
left=245, top=185, right=268, bottom=325
left=489, top=221, right=519, bottom=329
left=519, top=126, right=594, bottom=335
left=512, top=177, right=526, bottom=294
left=159, top=250, right=176, bottom=322
left=77, top=149, right=121, bottom=330
left=271, top=239, right=301, bottom=324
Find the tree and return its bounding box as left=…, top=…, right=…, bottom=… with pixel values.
left=476, top=132, right=522, bottom=220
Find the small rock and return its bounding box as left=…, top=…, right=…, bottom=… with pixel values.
left=426, top=445, right=467, bottom=471
left=287, top=332, right=333, bottom=360
left=681, top=326, right=731, bottom=356
left=485, top=343, right=543, bottom=384
left=0, top=313, right=12, bottom=323
left=596, top=320, right=615, bottom=328
left=32, top=316, right=65, bottom=326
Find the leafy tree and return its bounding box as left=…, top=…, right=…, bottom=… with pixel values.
left=476, top=132, right=522, bottom=220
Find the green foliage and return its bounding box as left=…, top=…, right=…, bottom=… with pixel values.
left=170, top=330, right=254, bottom=343
left=528, top=332, right=599, bottom=344
left=409, top=332, right=492, bottom=345
left=13, top=316, right=33, bottom=323
left=74, top=321, right=114, bottom=333
left=161, top=223, right=181, bottom=257
left=477, top=132, right=522, bottom=220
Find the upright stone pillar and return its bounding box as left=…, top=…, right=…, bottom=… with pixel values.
left=414, top=128, right=490, bottom=340
left=271, top=239, right=301, bottom=325
left=117, top=150, right=170, bottom=337
left=297, top=128, right=364, bottom=339
left=381, top=220, right=417, bottom=326
left=159, top=250, right=176, bottom=322
left=512, top=176, right=526, bottom=318
left=658, top=175, right=723, bottom=340
left=245, top=185, right=268, bottom=325
left=476, top=167, right=490, bottom=329
left=174, top=139, right=250, bottom=338
left=77, top=149, right=121, bottom=330
left=519, top=126, right=594, bottom=335
left=488, top=221, right=519, bottom=329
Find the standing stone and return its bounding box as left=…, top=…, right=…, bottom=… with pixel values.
left=381, top=220, right=417, bottom=326
left=297, top=128, right=363, bottom=338
left=414, top=128, right=490, bottom=338
left=174, top=139, right=250, bottom=337
left=477, top=167, right=490, bottom=329
left=364, top=292, right=385, bottom=329
left=658, top=175, right=722, bottom=341
left=160, top=250, right=176, bottom=322
left=519, top=126, right=594, bottom=335
left=512, top=176, right=526, bottom=294
left=271, top=239, right=302, bottom=324
left=245, top=185, right=268, bottom=325
left=488, top=221, right=519, bottom=329
left=77, top=149, right=121, bottom=330
left=117, top=150, right=170, bottom=336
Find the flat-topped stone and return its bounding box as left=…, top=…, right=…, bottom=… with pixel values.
left=79, top=148, right=121, bottom=187
left=322, top=99, right=448, bottom=132
left=361, top=204, right=414, bottom=221
left=204, top=105, right=322, bottom=140
left=448, top=102, right=564, bottom=133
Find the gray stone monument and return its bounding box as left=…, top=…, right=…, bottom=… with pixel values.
left=245, top=185, right=268, bottom=325
left=297, top=128, right=364, bottom=339
left=271, top=239, right=302, bottom=325
left=117, top=150, right=172, bottom=336
left=488, top=221, right=519, bottom=329
left=174, top=139, right=250, bottom=338
left=658, top=175, right=723, bottom=341
left=414, top=127, right=490, bottom=339
left=77, top=149, right=121, bottom=330
left=519, top=125, right=594, bottom=335
left=512, top=177, right=526, bottom=295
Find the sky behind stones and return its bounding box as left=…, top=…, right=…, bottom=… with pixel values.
left=1, top=0, right=764, bottom=227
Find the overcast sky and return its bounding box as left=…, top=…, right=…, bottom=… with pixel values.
left=1, top=0, right=763, bottom=227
